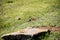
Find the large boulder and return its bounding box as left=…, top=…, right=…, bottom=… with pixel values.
left=1, top=28, right=50, bottom=40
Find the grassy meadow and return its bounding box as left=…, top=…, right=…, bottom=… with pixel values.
left=0, top=0, right=60, bottom=40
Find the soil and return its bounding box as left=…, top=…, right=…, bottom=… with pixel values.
left=39, top=26, right=60, bottom=33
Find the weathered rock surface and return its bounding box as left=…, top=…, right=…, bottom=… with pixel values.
left=1, top=27, right=50, bottom=40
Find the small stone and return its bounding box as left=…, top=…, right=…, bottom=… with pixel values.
left=27, top=18, right=32, bottom=22
left=18, top=18, right=21, bottom=20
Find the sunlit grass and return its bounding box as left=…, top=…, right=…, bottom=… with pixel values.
left=0, top=0, right=60, bottom=40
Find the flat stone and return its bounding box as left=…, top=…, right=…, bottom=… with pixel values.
left=1, top=28, right=50, bottom=40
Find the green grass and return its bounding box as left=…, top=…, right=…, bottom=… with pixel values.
left=41, top=32, right=60, bottom=40
left=0, top=0, right=60, bottom=40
